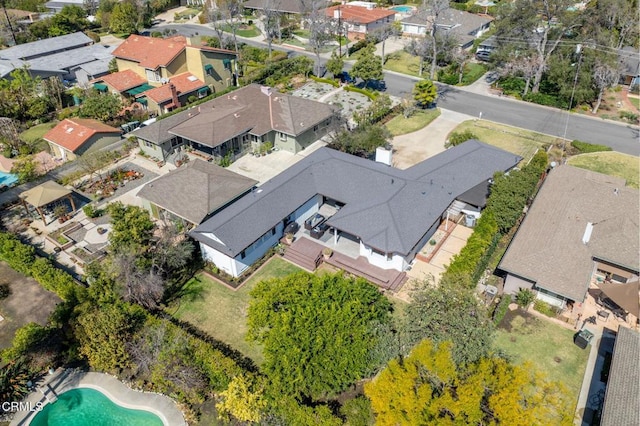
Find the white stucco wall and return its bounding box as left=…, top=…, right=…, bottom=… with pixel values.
left=200, top=243, right=237, bottom=276
left=360, top=241, right=406, bottom=271
left=503, top=274, right=535, bottom=295
left=288, top=195, right=322, bottom=227
left=402, top=23, right=426, bottom=35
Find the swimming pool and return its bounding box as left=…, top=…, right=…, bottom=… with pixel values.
left=0, top=170, right=18, bottom=187
left=30, top=388, right=164, bottom=426
left=390, top=5, right=414, bottom=13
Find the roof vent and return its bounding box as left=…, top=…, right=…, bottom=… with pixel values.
left=65, top=127, right=74, bottom=133
left=234, top=113, right=239, bottom=118
left=582, top=222, right=594, bottom=244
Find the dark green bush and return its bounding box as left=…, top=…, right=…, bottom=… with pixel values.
left=523, top=92, right=562, bottom=108
left=448, top=129, right=478, bottom=147
left=438, top=72, right=459, bottom=85
left=571, top=140, right=612, bottom=153
left=497, top=76, right=525, bottom=95
left=492, top=296, right=511, bottom=326
left=619, top=110, right=639, bottom=123
left=310, top=76, right=339, bottom=87
left=344, top=85, right=378, bottom=100
left=533, top=300, right=558, bottom=317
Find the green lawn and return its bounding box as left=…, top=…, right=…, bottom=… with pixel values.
left=293, top=29, right=310, bottom=38
left=222, top=24, right=260, bottom=38
left=568, top=151, right=639, bottom=189
left=628, top=96, right=640, bottom=110
left=460, top=63, right=487, bottom=86
left=495, top=311, right=589, bottom=410
left=385, top=108, right=441, bottom=136
left=20, top=122, right=56, bottom=143
left=169, top=257, right=301, bottom=364
left=450, top=120, right=560, bottom=163
left=383, top=50, right=423, bottom=77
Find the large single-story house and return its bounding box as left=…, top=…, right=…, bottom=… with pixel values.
left=600, top=326, right=639, bottom=426
left=190, top=141, right=521, bottom=278
left=499, top=165, right=639, bottom=308
left=401, top=9, right=493, bottom=48
left=132, top=84, right=336, bottom=164
left=326, top=4, right=397, bottom=40
left=137, top=158, right=257, bottom=228
left=243, top=0, right=308, bottom=16
left=44, top=118, right=122, bottom=161
left=0, top=32, right=112, bottom=81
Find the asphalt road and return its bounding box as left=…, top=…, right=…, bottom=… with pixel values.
left=161, top=23, right=640, bottom=156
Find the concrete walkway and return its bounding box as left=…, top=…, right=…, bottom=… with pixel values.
left=11, top=369, right=186, bottom=426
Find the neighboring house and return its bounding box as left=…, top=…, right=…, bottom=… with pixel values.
left=132, top=84, right=336, bottom=164
left=243, top=0, right=308, bottom=16
left=190, top=141, right=520, bottom=278
left=44, top=118, right=122, bottom=161
left=112, top=35, right=236, bottom=97
left=499, top=165, right=639, bottom=308
left=401, top=9, right=493, bottom=48
left=134, top=72, right=209, bottom=115
left=92, top=69, right=149, bottom=95
left=0, top=32, right=112, bottom=80
left=137, top=159, right=257, bottom=228
left=600, top=326, right=639, bottom=426
left=44, top=0, right=95, bottom=13
left=618, top=46, right=640, bottom=87
left=325, top=5, right=396, bottom=40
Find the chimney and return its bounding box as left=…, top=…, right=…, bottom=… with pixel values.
left=260, top=86, right=272, bottom=96
left=169, top=83, right=180, bottom=109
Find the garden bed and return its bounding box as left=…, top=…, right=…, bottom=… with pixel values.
left=77, top=167, right=144, bottom=198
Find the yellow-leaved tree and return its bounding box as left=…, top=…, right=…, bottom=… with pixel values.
left=365, top=339, right=574, bottom=426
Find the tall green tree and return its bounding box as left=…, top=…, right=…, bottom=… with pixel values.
left=109, top=0, right=138, bottom=34
left=106, top=202, right=155, bottom=253
left=78, top=90, right=122, bottom=122
left=247, top=272, right=394, bottom=400
left=350, top=44, right=384, bottom=85
left=413, top=79, right=438, bottom=107
left=404, top=277, right=493, bottom=366
left=49, top=5, right=90, bottom=36
left=326, top=52, right=344, bottom=79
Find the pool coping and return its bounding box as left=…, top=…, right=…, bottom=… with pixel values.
left=10, top=369, right=186, bottom=426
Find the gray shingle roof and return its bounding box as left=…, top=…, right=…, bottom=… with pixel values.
left=131, top=113, right=190, bottom=144
left=600, top=327, right=640, bottom=426
left=191, top=141, right=520, bottom=257
left=27, top=44, right=114, bottom=73
left=168, top=84, right=335, bottom=147
left=137, top=159, right=257, bottom=225
left=402, top=9, right=492, bottom=46
left=499, top=165, right=639, bottom=302
left=242, top=0, right=306, bottom=14
left=0, top=31, right=92, bottom=61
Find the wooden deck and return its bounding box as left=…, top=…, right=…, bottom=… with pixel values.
left=284, top=237, right=408, bottom=292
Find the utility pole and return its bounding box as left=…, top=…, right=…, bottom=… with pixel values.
left=1, top=0, right=17, bottom=46
left=562, top=44, right=583, bottom=157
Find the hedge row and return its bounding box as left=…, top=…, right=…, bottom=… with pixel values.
left=0, top=232, right=85, bottom=301
left=571, top=140, right=612, bottom=153
left=444, top=151, right=548, bottom=285
left=310, top=75, right=339, bottom=88
left=344, top=85, right=378, bottom=100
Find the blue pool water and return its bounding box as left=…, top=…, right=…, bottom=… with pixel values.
left=390, top=5, right=413, bottom=12
left=0, top=171, right=18, bottom=187
left=30, top=388, right=164, bottom=426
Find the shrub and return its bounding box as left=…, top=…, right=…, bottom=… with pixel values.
left=0, top=282, right=10, bottom=299
left=492, top=296, right=511, bottom=325
left=533, top=300, right=558, bottom=317
left=447, top=129, right=478, bottom=147
left=619, top=110, right=639, bottom=123
left=523, top=92, right=562, bottom=108
left=571, top=140, right=612, bottom=153
left=85, top=31, right=101, bottom=43
left=497, top=76, right=525, bottom=95
left=438, top=72, right=458, bottom=85
left=344, top=85, right=378, bottom=100
left=348, top=39, right=371, bottom=55
left=83, top=204, right=103, bottom=218
left=515, top=288, right=535, bottom=308
left=310, top=75, right=339, bottom=87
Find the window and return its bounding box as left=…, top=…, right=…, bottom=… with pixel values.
left=145, top=69, right=160, bottom=82
left=271, top=227, right=276, bottom=236
left=279, top=132, right=287, bottom=141
left=204, top=64, right=213, bottom=76
left=313, top=125, right=318, bottom=132
left=240, top=250, right=246, bottom=259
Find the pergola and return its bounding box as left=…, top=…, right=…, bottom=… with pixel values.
left=19, top=180, right=76, bottom=224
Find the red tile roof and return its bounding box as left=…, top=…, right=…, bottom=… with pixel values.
left=325, top=5, right=396, bottom=24
left=44, top=119, right=121, bottom=152
left=94, top=69, right=147, bottom=92
left=140, top=72, right=206, bottom=104
left=112, top=35, right=187, bottom=70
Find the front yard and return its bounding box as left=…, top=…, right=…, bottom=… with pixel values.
left=450, top=120, right=560, bottom=162
left=169, top=257, right=302, bottom=364
left=567, top=151, right=639, bottom=189
left=386, top=108, right=441, bottom=136
left=494, top=310, right=589, bottom=411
